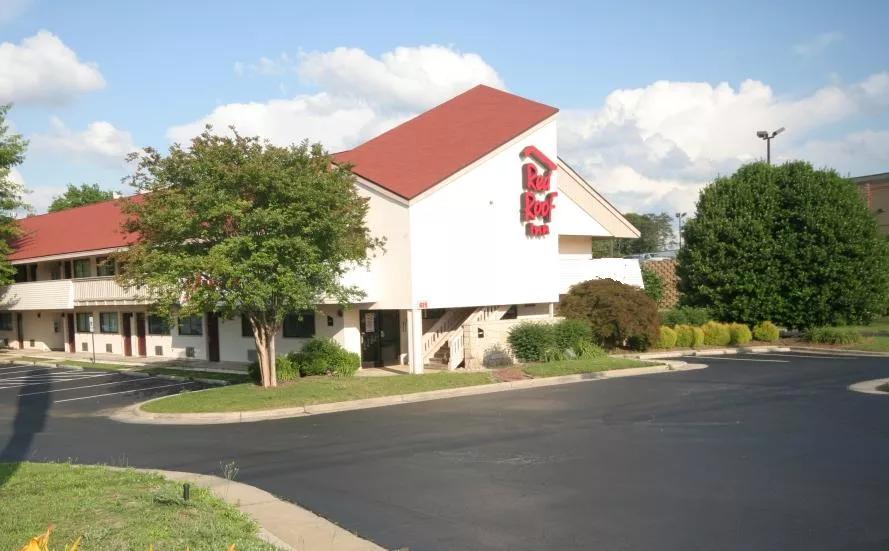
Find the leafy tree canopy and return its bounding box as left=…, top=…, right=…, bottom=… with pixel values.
left=48, top=183, right=116, bottom=212
left=592, top=212, right=675, bottom=257
left=116, top=128, right=381, bottom=386
left=678, top=161, right=889, bottom=328
left=0, top=104, right=30, bottom=284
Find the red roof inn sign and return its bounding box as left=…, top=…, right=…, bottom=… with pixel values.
left=520, top=146, right=557, bottom=236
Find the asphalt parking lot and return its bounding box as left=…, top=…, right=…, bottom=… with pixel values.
left=1, top=351, right=888, bottom=551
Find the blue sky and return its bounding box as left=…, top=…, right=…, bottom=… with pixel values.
left=2, top=0, right=888, bottom=213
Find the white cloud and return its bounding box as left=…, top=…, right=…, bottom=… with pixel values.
left=0, top=0, right=31, bottom=23
left=0, top=30, right=105, bottom=105
left=784, top=130, right=889, bottom=176
left=170, top=44, right=504, bottom=150
left=234, top=53, right=296, bottom=77
left=559, top=72, right=889, bottom=214
left=32, top=117, right=137, bottom=167
left=794, top=31, right=843, bottom=57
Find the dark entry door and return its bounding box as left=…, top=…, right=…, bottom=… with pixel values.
left=207, top=312, right=220, bottom=362
left=359, top=310, right=400, bottom=367
left=122, top=313, right=133, bottom=356
left=66, top=313, right=75, bottom=353
left=135, top=313, right=147, bottom=356
left=16, top=313, right=23, bottom=349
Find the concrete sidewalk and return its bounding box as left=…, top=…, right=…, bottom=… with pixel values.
left=111, top=361, right=705, bottom=425
left=138, top=469, right=385, bottom=551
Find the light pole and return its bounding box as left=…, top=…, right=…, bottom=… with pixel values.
left=675, top=212, right=687, bottom=249
left=756, top=127, right=785, bottom=164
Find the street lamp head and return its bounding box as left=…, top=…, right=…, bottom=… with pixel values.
left=756, top=130, right=769, bottom=139
left=773, top=127, right=785, bottom=136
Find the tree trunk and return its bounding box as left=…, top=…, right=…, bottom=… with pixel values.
left=249, top=315, right=278, bottom=388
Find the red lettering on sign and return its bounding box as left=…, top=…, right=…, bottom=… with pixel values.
left=523, top=163, right=551, bottom=192
left=519, top=145, right=558, bottom=237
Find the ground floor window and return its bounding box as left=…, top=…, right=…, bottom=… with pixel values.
left=76, top=313, right=91, bottom=332
left=0, top=312, right=11, bottom=331
left=178, top=315, right=203, bottom=336
left=147, top=315, right=170, bottom=335
left=283, top=311, right=315, bottom=338
left=99, top=312, right=119, bottom=334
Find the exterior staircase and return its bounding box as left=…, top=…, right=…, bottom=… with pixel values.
left=422, top=305, right=512, bottom=370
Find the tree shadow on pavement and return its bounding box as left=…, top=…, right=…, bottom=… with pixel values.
left=0, top=365, right=51, bottom=488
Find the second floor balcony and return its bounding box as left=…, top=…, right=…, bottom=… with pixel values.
left=0, top=276, right=150, bottom=310
left=73, top=276, right=149, bottom=306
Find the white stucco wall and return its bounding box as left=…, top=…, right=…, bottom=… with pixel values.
left=407, top=120, right=560, bottom=309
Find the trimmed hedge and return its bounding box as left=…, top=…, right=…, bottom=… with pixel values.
left=657, top=326, right=677, bottom=349
left=291, top=338, right=360, bottom=377
left=701, top=321, right=731, bottom=346
left=507, top=322, right=555, bottom=362
left=660, top=306, right=712, bottom=327
left=675, top=324, right=694, bottom=348
left=691, top=326, right=705, bottom=348
left=728, top=323, right=753, bottom=345
left=752, top=321, right=780, bottom=342
left=553, top=319, right=594, bottom=353
left=559, top=278, right=659, bottom=351
left=806, top=326, right=862, bottom=345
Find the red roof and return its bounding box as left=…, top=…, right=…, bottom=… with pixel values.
left=333, top=85, right=558, bottom=199
left=10, top=197, right=139, bottom=261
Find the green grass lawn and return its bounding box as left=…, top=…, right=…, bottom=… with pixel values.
left=139, top=367, right=250, bottom=384
left=0, top=462, right=278, bottom=550
left=842, top=316, right=889, bottom=335
left=143, top=371, right=495, bottom=413
left=841, top=336, right=889, bottom=352
left=521, top=356, right=654, bottom=378
left=143, top=356, right=660, bottom=414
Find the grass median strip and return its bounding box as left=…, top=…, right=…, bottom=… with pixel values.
left=141, top=357, right=659, bottom=414
left=0, top=462, right=278, bottom=550
left=138, top=367, right=250, bottom=384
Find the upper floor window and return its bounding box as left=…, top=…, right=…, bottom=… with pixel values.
left=283, top=311, right=315, bottom=338
left=0, top=312, right=12, bottom=331
left=147, top=315, right=170, bottom=335
left=99, top=312, right=119, bottom=334
left=178, top=315, right=203, bottom=336
left=96, top=257, right=115, bottom=277
left=73, top=259, right=91, bottom=279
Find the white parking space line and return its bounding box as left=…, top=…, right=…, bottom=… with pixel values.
left=685, top=356, right=789, bottom=363
left=19, top=377, right=159, bottom=396
left=0, top=373, right=118, bottom=389
left=0, top=364, right=50, bottom=372
left=752, top=353, right=861, bottom=360
left=54, top=381, right=193, bottom=403
left=0, top=368, right=68, bottom=377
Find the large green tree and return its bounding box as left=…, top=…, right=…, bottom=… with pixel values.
left=48, top=183, right=115, bottom=212
left=116, top=129, right=381, bottom=387
left=0, top=105, right=30, bottom=284
left=678, top=161, right=889, bottom=328
left=592, top=212, right=675, bottom=257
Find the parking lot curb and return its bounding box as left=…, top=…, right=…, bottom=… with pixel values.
left=625, top=346, right=790, bottom=360
left=789, top=346, right=889, bottom=357
left=114, top=467, right=384, bottom=551
left=109, top=360, right=706, bottom=425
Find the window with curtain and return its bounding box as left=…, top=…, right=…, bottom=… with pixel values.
left=178, top=315, right=203, bottom=336
left=99, top=312, right=119, bottom=333
left=73, top=259, right=91, bottom=278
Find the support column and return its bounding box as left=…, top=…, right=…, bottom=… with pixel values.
left=407, top=308, right=424, bottom=375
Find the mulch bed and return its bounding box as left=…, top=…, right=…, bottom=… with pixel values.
left=491, top=367, right=530, bottom=382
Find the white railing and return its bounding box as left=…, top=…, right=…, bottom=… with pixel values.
left=447, top=332, right=464, bottom=371
left=0, top=280, right=73, bottom=310
left=73, top=277, right=149, bottom=305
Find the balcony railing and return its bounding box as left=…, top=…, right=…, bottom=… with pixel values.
left=0, top=280, right=74, bottom=310
left=73, top=277, right=149, bottom=306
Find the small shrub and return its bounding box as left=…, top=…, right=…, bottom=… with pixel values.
left=559, top=278, right=659, bottom=351
left=752, top=321, right=780, bottom=342
left=691, top=326, right=705, bottom=348
left=642, top=267, right=664, bottom=304
left=575, top=340, right=606, bottom=359
left=661, top=306, right=712, bottom=326
left=483, top=343, right=514, bottom=367
left=553, top=319, right=594, bottom=353
left=806, top=326, right=862, bottom=345
left=728, top=323, right=753, bottom=345
left=247, top=356, right=295, bottom=384
left=701, top=321, right=731, bottom=346
left=656, top=326, right=677, bottom=348
left=675, top=324, right=695, bottom=348
left=507, top=322, right=555, bottom=362
left=541, top=345, right=567, bottom=362
left=292, top=338, right=360, bottom=377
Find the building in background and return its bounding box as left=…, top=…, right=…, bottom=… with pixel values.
left=854, top=171, right=889, bottom=236
left=0, top=85, right=641, bottom=372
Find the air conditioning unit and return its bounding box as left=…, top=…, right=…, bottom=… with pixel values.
left=155, top=345, right=163, bottom=356
left=185, top=346, right=195, bottom=358
left=81, top=342, right=88, bottom=352
left=105, top=343, right=113, bottom=353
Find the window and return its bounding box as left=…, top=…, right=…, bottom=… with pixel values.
left=13, top=265, right=26, bottom=283
left=99, top=312, right=119, bottom=334
left=0, top=312, right=12, bottom=331
left=76, top=313, right=91, bottom=332
left=241, top=315, right=253, bottom=338
left=147, top=315, right=170, bottom=335
left=178, top=315, right=203, bottom=336
left=283, top=311, right=315, bottom=338
left=73, top=259, right=91, bottom=278
left=96, top=257, right=115, bottom=277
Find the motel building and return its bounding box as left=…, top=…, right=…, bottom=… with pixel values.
left=0, top=85, right=642, bottom=373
